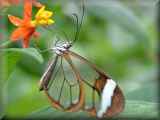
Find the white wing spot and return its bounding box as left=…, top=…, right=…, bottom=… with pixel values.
left=97, top=79, right=117, bottom=118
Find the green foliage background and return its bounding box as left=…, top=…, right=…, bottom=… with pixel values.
left=0, top=0, right=159, bottom=119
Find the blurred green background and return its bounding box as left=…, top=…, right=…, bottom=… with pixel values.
left=0, top=0, right=159, bottom=119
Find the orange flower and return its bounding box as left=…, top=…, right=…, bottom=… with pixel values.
left=8, top=0, right=39, bottom=48
left=8, top=0, right=54, bottom=48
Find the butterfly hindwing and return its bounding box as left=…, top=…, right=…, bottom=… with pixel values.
left=68, top=50, right=125, bottom=118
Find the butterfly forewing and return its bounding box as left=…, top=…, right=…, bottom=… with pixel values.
left=40, top=53, right=85, bottom=111
left=39, top=55, right=59, bottom=91
left=69, top=54, right=99, bottom=87
left=49, top=57, right=80, bottom=108
left=40, top=50, right=124, bottom=118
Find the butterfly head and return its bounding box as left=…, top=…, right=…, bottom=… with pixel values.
left=52, top=41, right=72, bottom=55
left=50, top=1, right=85, bottom=55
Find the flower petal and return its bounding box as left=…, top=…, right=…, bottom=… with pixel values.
left=41, top=11, right=53, bottom=19
left=10, top=27, right=35, bottom=41
left=8, top=15, right=22, bottom=26
left=38, top=19, right=47, bottom=25
left=10, top=27, right=24, bottom=41
left=24, top=0, right=32, bottom=21
left=35, top=6, right=45, bottom=18
left=48, top=19, right=55, bottom=25
left=22, top=29, right=35, bottom=48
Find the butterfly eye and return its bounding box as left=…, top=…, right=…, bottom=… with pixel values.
left=62, top=42, right=72, bottom=49
left=62, top=43, right=68, bottom=48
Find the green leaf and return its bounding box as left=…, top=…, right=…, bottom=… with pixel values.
left=1, top=48, right=43, bottom=80
left=119, top=101, right=159, bottom=118
left=0, top=41, right=12, bottom=48
left=2, top=48, right=44, bottom=64
left=1, top=50, right=21, bottom=80
left=126, top=81, right=158, bottom=103
left=28, top=100, right=159, bottom=119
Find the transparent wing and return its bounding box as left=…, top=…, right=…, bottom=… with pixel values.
left=40, top=50, right=124, bottom=117
left=67, top=50, right=125, bottom=118
left=39, top=55, right=59, bottom=91
left=40, top=54, right=84, bottom=112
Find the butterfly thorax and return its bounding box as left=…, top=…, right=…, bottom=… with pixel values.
left=52, top=41, right=72, bottom=55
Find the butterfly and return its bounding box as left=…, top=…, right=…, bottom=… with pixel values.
left=39, top=2, right=125, bottom=118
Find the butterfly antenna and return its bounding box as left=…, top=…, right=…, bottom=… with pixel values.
left=72, top=13, right=79, bottom=44
left=72, top=0, right=85, bottom=45
left=54, top=36, right=60, bottom=46
left=33, top=44, right=52, bottom=53
left=37, top=38, right=60, bottom=54
left=43, top=26, right=70, bottom=42
left=54, top=26, right=70, bottom=42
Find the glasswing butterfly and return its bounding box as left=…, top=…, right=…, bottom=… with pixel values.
left=39, top=1, right=125, bottom=118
